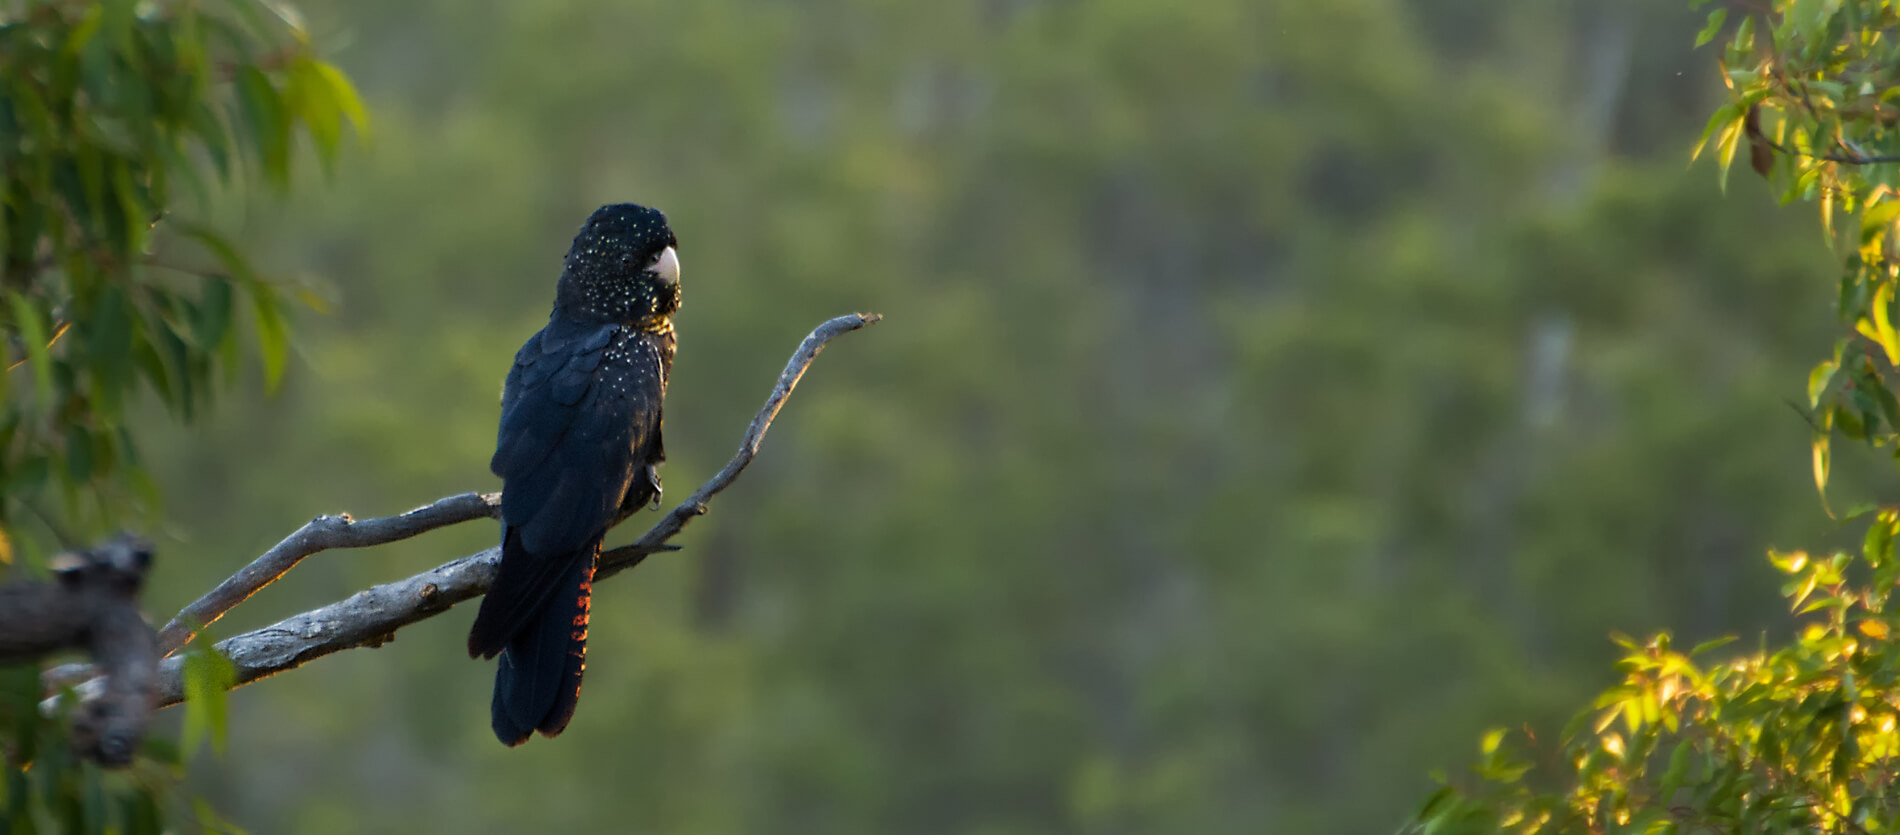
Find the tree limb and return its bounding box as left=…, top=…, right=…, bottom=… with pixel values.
left=51, top=312, right=879, bottom=710
left=4, top=535, right=160, bottom=767
left=155, top=492, right=503, bottom=657
left=41, top=492, right=505, bottom=692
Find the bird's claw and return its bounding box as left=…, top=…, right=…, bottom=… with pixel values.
left=643, top=465, right=663, bottom=509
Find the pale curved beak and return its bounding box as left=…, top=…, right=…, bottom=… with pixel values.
left=651, top=246, right=681, bottom=286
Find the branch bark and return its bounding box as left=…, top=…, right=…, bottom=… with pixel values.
left=39, top=494, right=507, bottom=693
left=50, top=312, right=880, bottom=709
left=4, top=535, right=160, bottom=767
left=154, top=492, right=503, bottom=658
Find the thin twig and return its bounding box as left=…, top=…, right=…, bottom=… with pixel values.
left=1757, top=132, right=1900, bottom=166
left=6, top=319, right=72, bottom=372
left=599, top=312, right=879, bottom=579
left=139, top=256, right=227, bottom=281
left=1802, top=146, right=1900, bottom=165
left=49, top=313, right=880, bottom=709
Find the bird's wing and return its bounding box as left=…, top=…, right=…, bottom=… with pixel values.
left=471, top=319, right=666, bottom=659
left=490, top=318, right=665, bottom=556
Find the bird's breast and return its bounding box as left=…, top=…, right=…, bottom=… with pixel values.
left=597, top=327, right=671, bottom=394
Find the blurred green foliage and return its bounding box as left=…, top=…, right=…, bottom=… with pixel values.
left=0, top=0, right=363, bottom=555
left=108, top=0, right=1870, bottom=832
left=0, top=0, right=1864, bottom=832
left=1, top=664, right=182, bottom=835
left=1412, top=1, right=1900, bottom=832
left=0, top=0, right=364, bottom=831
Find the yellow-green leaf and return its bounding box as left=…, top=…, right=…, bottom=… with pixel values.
left=1692, top=101, right=1742, bottom=163
left=181, top=644, right=236, bottom=756
left=1809, top=358, right=1838, bottom=407
left=1814, top=432, right=1832, bottom=508
left=287, top=58, right=341, bottom=167
left=1873, top=282, right=1900, bottom=365
left=1716, top=112, right=1745, bottom=194
left=312, top=60, right=371, bottom=141
left=1823, top=184, right=1837, bottom=245
left=1862, top=199, right=1900, bottom=246
left=252, top=292, right=290, bottom=393
left=1696, top=8, right=1728, bottom=48
left=1481, top=727, right=1507, bottom=757
left=1770, top=549, right=1810, bottom=573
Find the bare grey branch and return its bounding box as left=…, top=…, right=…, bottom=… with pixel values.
left=157, top=491, right=503, bottom=656
left=42, top=491, right=502, bottom=692
left=54, top=313, right=880, bottom=710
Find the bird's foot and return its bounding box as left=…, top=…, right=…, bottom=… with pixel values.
left=643, top=465, right=664, bottom=509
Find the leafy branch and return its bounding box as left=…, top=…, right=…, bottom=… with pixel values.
left=1411, top=1, right=1900, bottom=831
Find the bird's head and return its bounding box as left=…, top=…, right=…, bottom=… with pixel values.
left=555, top=203, right=681, bottom=326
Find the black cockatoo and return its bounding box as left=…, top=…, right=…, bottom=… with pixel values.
left=467, top=203, right=680, bottom=746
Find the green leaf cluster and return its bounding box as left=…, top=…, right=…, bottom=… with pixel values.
left=1416, top=534, right=1900, bottom=833
left=133, top=0, right=1859, bottom=830
left=1415, top=2, right=1900, bottom=831
left=0, top=0, right=365, bottom=555
left=0, top=0, right=363, bottom=831
left=0, top=665, right=200, bottom=835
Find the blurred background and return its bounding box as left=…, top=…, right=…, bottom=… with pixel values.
left=121, top=0, right=1865, bottom=831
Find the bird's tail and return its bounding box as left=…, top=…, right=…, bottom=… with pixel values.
left=485, top=545, right=596, bottom=746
